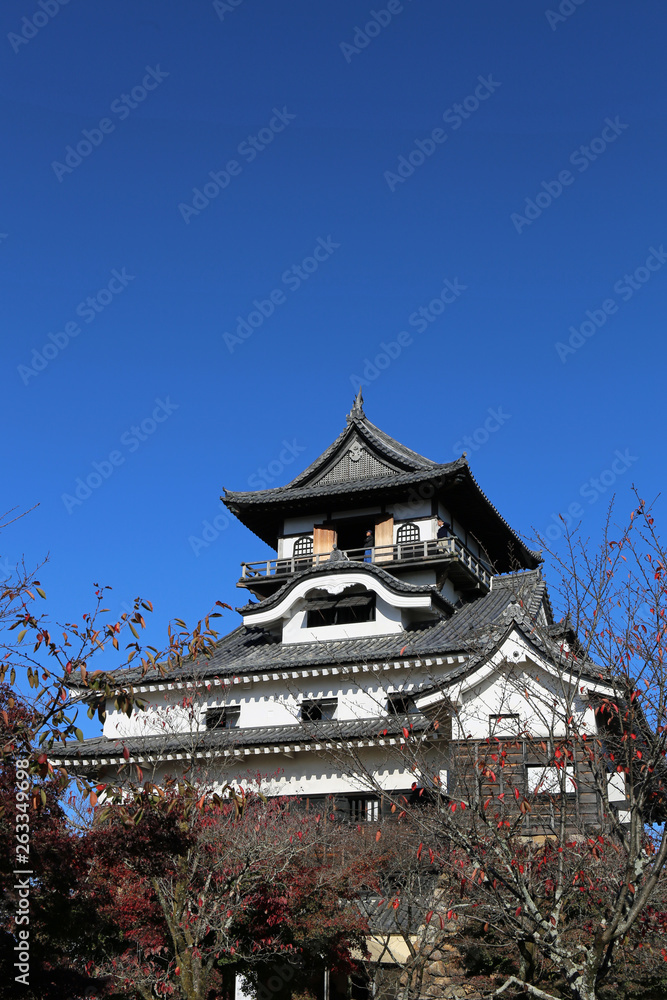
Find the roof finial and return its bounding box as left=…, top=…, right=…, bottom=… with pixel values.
left=351, top=386, right=364, bottom=417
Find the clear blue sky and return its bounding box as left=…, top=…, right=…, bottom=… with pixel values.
left=2, top=1, right=666, bottom=718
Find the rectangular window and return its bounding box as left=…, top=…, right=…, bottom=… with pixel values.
left=206, top=706, right=241, bottom=730
left=306, top=593, right=375, bottom=628
left=301, top=698, right=337, bottom=722
left=489, top=713, right=519, bottom=736
left=387, top=693, right=417, bottom=715
left=526, top=764, right=576, bottom=795
left=349, top=797, right=379, bottom=823
left=607, top=772, right=626, bottom=802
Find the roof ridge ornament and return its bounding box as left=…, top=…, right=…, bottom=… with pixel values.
left=348, top=387, right=364, bottom=421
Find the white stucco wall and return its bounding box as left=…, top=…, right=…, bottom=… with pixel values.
left=100, top=742, right=448, bottom=800
left=103, top=663, right=440, bottom=739
left=282, top=592, right=404, bottom=644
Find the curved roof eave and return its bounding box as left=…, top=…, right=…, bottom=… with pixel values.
left=235, top=557, right=453, bottom=617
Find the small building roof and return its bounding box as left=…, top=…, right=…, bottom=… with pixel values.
left=223, top=397, right=540, bottom=572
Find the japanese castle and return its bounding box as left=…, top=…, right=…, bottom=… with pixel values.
left=60, top=394, right=627, bottom=828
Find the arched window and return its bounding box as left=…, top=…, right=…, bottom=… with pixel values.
left=293, top=535, right=313, bottom=557
left=396, top=522, right=420, bottom=544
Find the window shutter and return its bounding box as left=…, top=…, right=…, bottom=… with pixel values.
left=374, top=514, right=394, bottom=562
left=313, top=523, right=336, bottom=560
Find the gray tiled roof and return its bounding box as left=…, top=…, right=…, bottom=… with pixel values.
left=54, top=714, right=436, bottom=764
left=277, top=408, right=440, bottom=490
left=359, top=890, right=436, bottom=934
left=224, top=462, right=465, bottom=506
left=68, top=571, right=547, bottom=692
left=222, top=407, right=541, bottom=569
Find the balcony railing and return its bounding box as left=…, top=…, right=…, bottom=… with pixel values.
left=240, top=536, right=492, bottom=589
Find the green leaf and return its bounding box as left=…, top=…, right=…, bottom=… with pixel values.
left=40, top=788, right=47, bottom=806
left=75, top=728, right=83, bottom=742
left=36, top=587, right=46, bottom=599
left=10, top=668, right=15, bottom=685
left=17, top=629, right=27, bottom=644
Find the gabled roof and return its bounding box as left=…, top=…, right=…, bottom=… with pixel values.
left=222, top=397, right=541, bottom=571
left=285, top=393, right=439, bottom=488
left=223, top=397, right=462, bottom=521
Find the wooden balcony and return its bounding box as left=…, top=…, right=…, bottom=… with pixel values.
left=238, top=537, right=492, bottom=595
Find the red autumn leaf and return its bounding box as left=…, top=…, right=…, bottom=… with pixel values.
left=375, top=830, right=382, bottom=842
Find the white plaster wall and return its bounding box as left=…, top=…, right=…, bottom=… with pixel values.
left=452, top=648, right=596, bottom=741
left=102, top=665, right=438, bottom=738
left=388, top=500, right=431, bottom=519
left=332, top=506, right=382, bottom=520
left=282, top=592, right=404, bottom=644
left=283, top=513, right=326, bottom=534
left=104, top=744, right=447, bottom=800
left=104, top=688, right=202, bottom=739
left=440, top=577, right=459, bottom=604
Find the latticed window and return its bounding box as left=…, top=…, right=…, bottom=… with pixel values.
left=206, top=706, right=240, bottom=730
left=293, top=535, right=313, bottom=557
left=396, top=522, right=420, bottom=544
left=349, top=797, right=380, bottom=822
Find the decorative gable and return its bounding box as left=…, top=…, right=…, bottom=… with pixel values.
left=315, top=435, right=397, bottom=485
